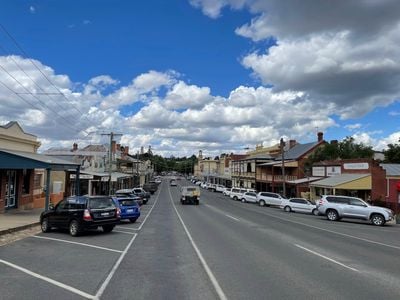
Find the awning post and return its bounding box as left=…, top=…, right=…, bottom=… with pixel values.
left=76, top=165, right=80, bottom=196
left=45, top=168, right=51, bottom=210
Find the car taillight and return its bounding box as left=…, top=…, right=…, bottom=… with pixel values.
left=116, top=208, right=121, bottom=218
left=83, top=209, right=92, bottom=221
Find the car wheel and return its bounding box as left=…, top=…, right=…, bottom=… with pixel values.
left=284, top=206, right=291, bottom=212
left=312, top=208, right=319, bottom=216
left=241, top=198, right=246, bottom=203
left=129, top=218, right=137, bottom=223
left=41, top=218, right=51, bottom=233
left=233, top=196, right=238, bottom=201
left=259, top=200, right=265, bottom=207
left=371, top=214, right=385, bottom=226
left=326, top=209, right=339, bottom=221
left=69, top=220, right=81, bottom=237
left=103, top=225, right=115, bottom=233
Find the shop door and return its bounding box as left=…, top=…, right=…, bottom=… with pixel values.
left=5, top=170, right=17, bottom=208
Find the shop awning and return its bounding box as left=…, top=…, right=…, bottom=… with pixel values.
left=287, top=177, right=323, bottom=184
left=310, top=173, right=371, bottom=189
left=111, top=172, right=133, bottom=182
left=0, top=149, right=80, bottom=170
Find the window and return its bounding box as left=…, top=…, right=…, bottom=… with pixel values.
left=349, top=198, right=366, bottom=206
left=327, top=196, right=350, bottom=204
left=34, top=173, right=42, bottom=189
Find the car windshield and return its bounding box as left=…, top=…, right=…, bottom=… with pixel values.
left=89, top=198, right=115, bottom=209
left=118, top=199, right=137, bottom=206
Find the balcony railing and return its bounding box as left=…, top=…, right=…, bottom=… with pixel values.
left=256, top=174, right=297, bottom=182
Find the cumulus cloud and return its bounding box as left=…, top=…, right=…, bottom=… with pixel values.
left=163, top=81, right=213, bottom=109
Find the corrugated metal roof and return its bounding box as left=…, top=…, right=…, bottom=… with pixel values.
left=310, top=173, right=370, bottom=188
left=0, top=149, right=79, bottom=167
left=380, top=163, right=400, bottom=176
left=285, top=142, right=319, bottom=160
left=287, top=177, right=322, bottom=184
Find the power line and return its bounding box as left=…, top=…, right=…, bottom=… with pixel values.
left=0, top=78, right=87, bottom=136
left=0, top=24, right=94, bottom=130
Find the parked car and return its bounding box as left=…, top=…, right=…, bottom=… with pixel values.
left=256, top=192, right=286, bottom=207
left=230, top=188, right=247, bottom=200
left=223, top=188, right=232, bottom=196
left=112, top=196, right=140, bottom=223
left=181, top=186, right=201, bottom=205
left=170, top=179, right=177, bottom=186
left=200, top=182, right=208, bottom=188
left=240, top=192, right=258, bottom=203
left=215, top=185, right=226, bottom=192
left=280, top=198, right=319, bottom=215
left=131, top=187, right=150, bottom=204
left=115, top=190, right=144, bottom=206
left=317, top=195, right=394, bottom=226
left=40, top=196, right=120, bottom=237
left=143, top=181, right=158, bottom=194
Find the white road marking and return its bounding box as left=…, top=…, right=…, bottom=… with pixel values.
left=0, top=259, right=95, bottom=299
left=95, top=187, right=161, bottom=298
left=225, top=214, right=240, bottom=222
left=31, top=236, right=123, bottom=253
left=137, top=188, right=161, bottom=230
left=168, top=189, right=228, bottom=300
left=260, top=211, right=400, bottom=251
left=115, top=226, right=139, bottom=231
left=94, top=233, right=138, bottom=299
left=113, top=230, right=136, bottom=235
left=295, top=244, right=359, bottom=272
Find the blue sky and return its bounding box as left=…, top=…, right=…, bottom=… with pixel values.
left=0, top=0, right=400, bottom=156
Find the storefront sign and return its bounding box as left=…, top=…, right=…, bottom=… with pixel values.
left=101, top=177, right=110, bottom=182
left=312, top=166, right=325, bottom=177
left=70, top=174, right=93, bottom=179
left=343, top=163, right=369, bottom=170
left=326, top=166, right=341, bottom=176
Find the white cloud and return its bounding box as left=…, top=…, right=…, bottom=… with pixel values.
left=163, top=81, right=213, bottom=109
left=345, top=123, right=363, bottom=131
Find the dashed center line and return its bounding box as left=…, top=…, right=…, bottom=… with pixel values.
left=225, top=214, right=240, bottom=222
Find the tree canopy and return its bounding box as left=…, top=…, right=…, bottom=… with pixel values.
left=383, top=141, right=400, bottom=163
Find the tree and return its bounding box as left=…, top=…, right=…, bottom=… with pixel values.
left=384, top=142, right=400, bottom=163
left=305, top=136, right=374, bottom=167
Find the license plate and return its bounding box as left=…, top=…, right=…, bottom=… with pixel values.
left=127, top=209, right=134, bottom=213
left=101, top=212, right=109, bottom=216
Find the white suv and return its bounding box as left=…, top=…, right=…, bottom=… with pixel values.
left=317, top=195, right=394, bottom=226
left=257, top=192, right=286, bottom=207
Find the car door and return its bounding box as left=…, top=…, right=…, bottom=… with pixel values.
left=50, top=200, right=70, bottom=227
left=246, top=192, right=257, bottom=203
left=288, top=199, right=301, bottom=212
left=346, top=198, right=369, bottom=219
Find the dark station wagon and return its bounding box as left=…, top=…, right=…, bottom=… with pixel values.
left=40, top=196, right=121, bottom=236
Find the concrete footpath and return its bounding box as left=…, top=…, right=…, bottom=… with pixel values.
left=0, top=208, right=42, bottom=235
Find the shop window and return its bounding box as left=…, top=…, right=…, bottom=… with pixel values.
left=22, top=169, right=31, bottom=194
left=247, top=163, right=251, bottom=173
left=34, top=173, right=42, bottom=189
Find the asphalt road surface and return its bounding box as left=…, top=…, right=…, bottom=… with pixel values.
left=1, top=178, right=400, bottom=299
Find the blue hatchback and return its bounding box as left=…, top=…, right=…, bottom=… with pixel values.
left=112, top=196, right=141, bottom=223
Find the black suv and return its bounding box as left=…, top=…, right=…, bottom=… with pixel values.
left=40, top=196, right=121, bottom=236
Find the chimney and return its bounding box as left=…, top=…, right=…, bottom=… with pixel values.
left=72, top=143, right=78, bottom=151
left=124, top=146, right=129, bottom=155
left=289, top=140, right=297, bottom=149
left=111, top=140, right=116, bottom=153
left=317, top=132, right=324, bottom=142
left=116, top=144, right=121, bottom=151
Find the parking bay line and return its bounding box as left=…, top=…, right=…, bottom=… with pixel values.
left=95, top=189, right=161, bottom=298
left=295, top=244, right=359, bottom=273
left=0, top=259, right=95, bottom=299
left=31, top=236, right=123, bottom=253
left=113, top=230, right=136, bottom=235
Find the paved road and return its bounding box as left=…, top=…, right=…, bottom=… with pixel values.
left=1, top=178, right=400, bottom=299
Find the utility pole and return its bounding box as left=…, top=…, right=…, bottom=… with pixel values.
left=280, top=138, right=286, bottom=197
left=101, top=132, right=122, bottom=195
